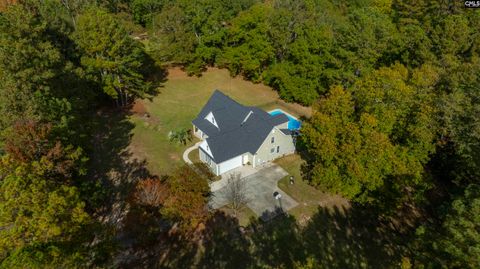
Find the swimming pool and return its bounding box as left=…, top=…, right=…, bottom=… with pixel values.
left=268, top=109, right=301, bottom=130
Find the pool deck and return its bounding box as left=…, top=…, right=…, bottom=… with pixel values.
left=267, top=109, right=300, bottom=120
left=268, top=109, right=301, bottom=130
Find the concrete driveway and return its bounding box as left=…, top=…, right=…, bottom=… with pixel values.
left=209, top=164, right=298, bottom=221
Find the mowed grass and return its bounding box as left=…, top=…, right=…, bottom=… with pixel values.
left=275, top=154, right=350, bottom=224
left=130, top=68, right=309, bottom=176
left=219, top=205, right=257, bottom=227
left=188, top=148, right=200, bottom=164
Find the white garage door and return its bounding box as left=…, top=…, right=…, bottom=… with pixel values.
left=219, top=155, right=243, bottom=174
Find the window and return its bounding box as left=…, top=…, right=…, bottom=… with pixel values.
left=195, top=126, right=198, bottom=132
left=212, top=117, right=215, bottom=124
left=271, top=137, right=275, bottom=143
left=270, top=148, right=275, bottom=153
left=205, top=153, right=212, bottom=165
left=277, top=146, right=280, bottom=153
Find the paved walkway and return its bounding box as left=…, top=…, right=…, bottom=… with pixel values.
left=210, top=164, right=298, bottom=220
left=182, top=141, right=202, bottom=164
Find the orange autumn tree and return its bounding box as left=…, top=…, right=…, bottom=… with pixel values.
left=134, top=164, right=211, bottom=230
left=135, top=177, right=168, bottom=207
left=4, top=120, right=85, bottom=180
left=161, top=165, right=211, bottom=229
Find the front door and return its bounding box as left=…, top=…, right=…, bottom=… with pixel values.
left=243, top=155, right=249, bottom=165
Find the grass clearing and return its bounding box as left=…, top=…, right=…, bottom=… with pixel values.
left=275, top=154, right=350, bottom=225
left=188, top=148, right=200, bottom=163
left=219, top=205, right=257, bottom=227
left=130, top=67, right=309, bottom=175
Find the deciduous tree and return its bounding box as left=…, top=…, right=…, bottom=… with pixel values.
left=160, top=165, right=210, bottom=229
left=415, top=184, right=480, bottom=268
left=224, top=173, right=249, bottom=217
left=135, top=177, right=168, bottom=207
left=0, top=155, right=90, bottom=261
left=302, top=64, right=438, bottom=205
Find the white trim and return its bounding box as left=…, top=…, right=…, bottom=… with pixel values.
left=243, top=154, right=249, bottom=165
left=218, top=155, right=243, bottom=174
left=204, top=111, right=219, bottom=129
left=241, top=110, right=253, bottom=125
left=267, top=109, right=299, bottom=121
left=199, top=140, right=213, bottom=158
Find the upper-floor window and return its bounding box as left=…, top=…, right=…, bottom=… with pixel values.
left=271, top=137, right=275, bottom=143
left=270, top=148, right=275, bottom=153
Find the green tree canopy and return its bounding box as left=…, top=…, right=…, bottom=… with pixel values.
left=416, top=184, right=480, bottom=268
left=0, top=3, right=64, bottom=131
left=74, top=7, right=151, bottom=106
left=302, top=64, right=438, bottom=205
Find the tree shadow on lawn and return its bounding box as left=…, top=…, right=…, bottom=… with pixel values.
left=196, top=211, right=253, bottom=269
left=87, top=109, right=156, bottom=227
left=124, top=211, right=252, bottom=269
left=301, top=205, right=409, bottom=268
left=126, top=204, right=409, bottom=268
left=86, top=53, right=167, bottom=216
left=246, top=205, right=407, bottom=268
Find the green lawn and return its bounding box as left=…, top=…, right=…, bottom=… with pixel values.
left=188, top=148, right=200, bottom=163
left=275, top=154, right=350, bottom=225
left=219, top=205, right=257, bottom=227
left=129, top=68, right=308, bottom=176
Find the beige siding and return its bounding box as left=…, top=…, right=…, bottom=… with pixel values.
left=254, top=127, right=295, bottom=166
left=277, top=121, right=289, bottom=130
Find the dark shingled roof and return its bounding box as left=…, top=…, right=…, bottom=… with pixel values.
left=192, top=90, right=289, bottom=163
left=280, top=129, right=293, bottom=135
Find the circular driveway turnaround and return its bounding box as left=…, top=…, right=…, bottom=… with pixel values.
left=209, top=164, right=298, bottom=220
left=183, top=141, right=202, bottom=164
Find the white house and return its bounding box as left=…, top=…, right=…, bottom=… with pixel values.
left=192, top=90, right=298, bottom=175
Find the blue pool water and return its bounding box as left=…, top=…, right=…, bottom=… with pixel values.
left=268, top=109, right=301, bottom=130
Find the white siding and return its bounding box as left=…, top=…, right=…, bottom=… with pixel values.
left=199, top=148, right=219, bottom=175
left=199, top=140, right=213, bottom=156
left=193, top=124, right=205, bottom=139
left=219, top=155, right=243, bottom=174
left=204, top=111, right=219, bottom=129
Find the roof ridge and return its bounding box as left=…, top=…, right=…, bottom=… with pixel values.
left=214, top=90, right=249, bottom=109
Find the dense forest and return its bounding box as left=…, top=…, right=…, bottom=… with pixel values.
left=0, top=0, right=479, bottom=268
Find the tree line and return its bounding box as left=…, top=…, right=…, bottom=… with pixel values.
left=0, top=0, right=479, bottom=268
left=0, top=0, right=157, bottom=266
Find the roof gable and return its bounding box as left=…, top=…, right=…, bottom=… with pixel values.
left=204, top=111, right=219, bottom=129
